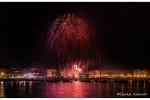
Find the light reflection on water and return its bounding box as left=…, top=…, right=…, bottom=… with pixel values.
left=0, top=81, right=149, bottom=98
left=0, top=81, right=5, bottom=98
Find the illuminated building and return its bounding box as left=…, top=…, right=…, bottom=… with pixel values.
left=107, top=70, right=116, bottom=78
left=133, top=69, right=148, bottom=78
left=60, top=69, right=66, bottom=77
left=23, top=68, right=39, bottom=75
left=124, top=70, right=133, bottom=78
left=47, top=69, right=56, bottom=77
left=23, top=68, right=46, bottom=79
left=99, top=70, right=123, bottom=78
left=100, top=70, right=108, bottom=77
left=60, top=68, right=79, bottom=78
left=0, top=66, right=149, bottom=79
left=89, top=70, right=101, bottom=78
left=113, top=70, right=125, bottom=78
left=60, top=64, right=84, bottom=78
left=0, top=69, right=8, bottom=78
left=8, top=71, right=24, bottom=78
left=100, top=70, right=132, bottom=78
left=8, top=68, right=23, bottom=77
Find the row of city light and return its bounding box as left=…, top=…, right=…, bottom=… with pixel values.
left=0, top=69, right=150, bottom=79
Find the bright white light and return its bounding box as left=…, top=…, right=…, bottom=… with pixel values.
left=74, top=64, right=78, bottom=69
left=78, top=68, right=82, bottom=72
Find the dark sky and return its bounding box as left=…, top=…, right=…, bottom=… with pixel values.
left=0, top=2, right=150, bottom=69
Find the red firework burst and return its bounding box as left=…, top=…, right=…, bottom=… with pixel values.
left=48, top=13, right=100, bottom=64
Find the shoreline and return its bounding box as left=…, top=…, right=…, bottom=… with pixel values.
left=0, top=77, right=150, bottom=82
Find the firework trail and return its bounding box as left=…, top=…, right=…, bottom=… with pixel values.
left=47, top=13, right=100, bottom=65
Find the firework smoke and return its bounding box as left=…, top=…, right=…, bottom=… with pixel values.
left=48, top=13, right=100, bottom=65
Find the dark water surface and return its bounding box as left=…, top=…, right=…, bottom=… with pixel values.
left=0, top=81, right=150, bottom=98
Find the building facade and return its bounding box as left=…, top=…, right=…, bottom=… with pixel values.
left=133, top=69, right=148, bottom=78
left=47, top=69, right=56, bottom=77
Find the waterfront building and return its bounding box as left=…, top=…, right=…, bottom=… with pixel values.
left=0, top=69, right=8, bottom=78
left=8, top=70, right=24, bottom=78
left=133, top=69, right=148, bottom=78
left=100, top=70, right=110, bottom=77
left=124, top=70, right=133, bottom=78
left=100, top=70, right=121, bottom=78
left=100, top=70, right=132, bottom=78
left=107, top=70, right=116, bottom=78
left=60, top=67, right=81, bottom=78
left=60, top=69, right=66, bottom=77
left=89, top=70, right=101, bottom=78
left=113, top=70, right=125, bottom=78
left=47, top=69, right=56, bottom=77
left=23, top=68, right=46, bottom=79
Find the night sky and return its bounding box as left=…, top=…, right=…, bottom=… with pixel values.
left=0, top=2, right=150, bottom=69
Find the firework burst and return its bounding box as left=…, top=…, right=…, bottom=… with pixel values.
left=47, top=13, right=100, bottom=65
